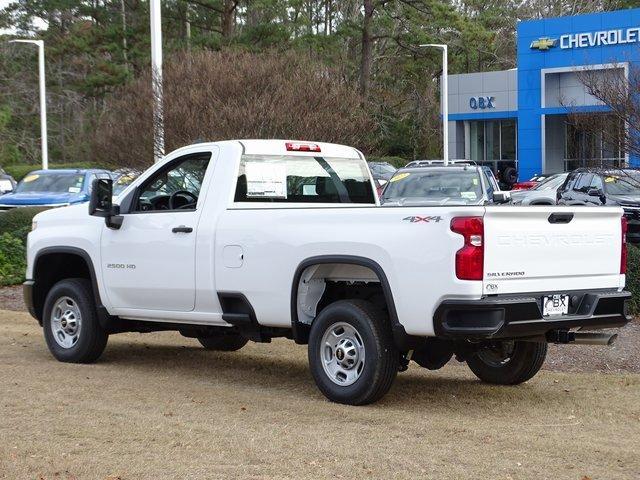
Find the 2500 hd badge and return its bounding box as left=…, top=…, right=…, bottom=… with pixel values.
left=106, top=263, right=136, bottom=270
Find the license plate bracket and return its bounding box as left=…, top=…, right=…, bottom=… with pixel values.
left=543, top=294, right=569, bottom=317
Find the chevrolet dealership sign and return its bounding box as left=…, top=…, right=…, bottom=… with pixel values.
left=531, top=27, right=640, bottom=50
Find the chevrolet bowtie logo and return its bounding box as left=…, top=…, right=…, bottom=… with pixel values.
left=530, top=37, right=558, bottom=50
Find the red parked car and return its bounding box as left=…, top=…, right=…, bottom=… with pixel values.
left=511, top=174, right=555, bottom=190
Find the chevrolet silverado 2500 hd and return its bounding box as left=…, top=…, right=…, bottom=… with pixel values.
left=24, top=140, right=631, bottom=405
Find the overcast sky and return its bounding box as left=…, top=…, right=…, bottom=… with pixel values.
left=0, top=0, right=15, bottom=34
left=1, top=0, right=48, bottom=34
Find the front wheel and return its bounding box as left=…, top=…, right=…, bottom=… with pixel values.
left=308, top=300, right=399, bottom=405
left=466, top=340, right=547, bottom=385
left=42, top=278, right=108, bottom=363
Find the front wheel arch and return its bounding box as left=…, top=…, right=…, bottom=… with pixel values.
left=32, top=247, right=100, bottom=324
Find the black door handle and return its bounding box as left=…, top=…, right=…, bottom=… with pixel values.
left=172, top=226, right=193, bottom=233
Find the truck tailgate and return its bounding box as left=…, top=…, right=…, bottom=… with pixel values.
left=483, top=206, right=624, bottom=295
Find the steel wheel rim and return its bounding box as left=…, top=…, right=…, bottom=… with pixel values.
left=50, top=296, right=82, bottom=349
left=477, top=341, right=515, bottom=367
left=320, top=322, right=366, bottom=386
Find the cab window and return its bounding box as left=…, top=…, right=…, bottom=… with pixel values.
left=482, top=168, right=496, bottom=196
left=590, top=175, right=604, bottom=191
left=134, top=153, right=211, bottom=212
left=234, top=154, right=375, bottom=204
left=573, top=174, right=593, bottom=192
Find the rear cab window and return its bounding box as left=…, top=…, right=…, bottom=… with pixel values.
left=234, top=154, right=375, bottom=204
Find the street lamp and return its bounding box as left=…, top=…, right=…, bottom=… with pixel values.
left=420, top=43, right=448, bottom=165
left=9, top=39, right=48, bottom=170
left=150, top=0, right=164, bottom=163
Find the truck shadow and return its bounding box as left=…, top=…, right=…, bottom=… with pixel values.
left=95, top=339, right=564, bottom=410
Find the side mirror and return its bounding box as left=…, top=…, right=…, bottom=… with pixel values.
left=89, top=178, right=123, bottom=229
left=587, top=187, right=604, bottom=197
left=492, top=191, right=511, bottom=204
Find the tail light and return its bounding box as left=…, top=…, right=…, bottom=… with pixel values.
left=285, top=142, right=321, bottom=152
left=451, top=216, right=484, bottom=281
left=621, top=216, right=628, bottom=274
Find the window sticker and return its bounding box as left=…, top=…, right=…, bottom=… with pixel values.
left=472, top=178, right=479, bottom=185
left=461, top=192, right=477, bottom=200
left=605, top=176, right=616, bottom=183
left=23, top=174, right=39, bottom=183
left=245, top=162, right=287, bottom=198
left=390, top=173, right=410, bottom=182
left=68, top=187, right=81, bottom=193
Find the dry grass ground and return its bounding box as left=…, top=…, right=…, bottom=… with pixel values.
left=1, top=309, right=639, bottom=480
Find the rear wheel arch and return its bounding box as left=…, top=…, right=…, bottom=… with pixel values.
left=32, top=247, right=102, bottom=324
left=290, top=255, right=411, bottom=347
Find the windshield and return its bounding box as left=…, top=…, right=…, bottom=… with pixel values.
left=382, top=169, right=483, bottom=205
left=533, top=174, right=567, bottom=191
left=603, top=172, right=640, bottom=196
left=375, top=163, right=396, bottom=174
left=15, top=172, right=85, bottom=194
left=113, top=174, right=138, bottom=195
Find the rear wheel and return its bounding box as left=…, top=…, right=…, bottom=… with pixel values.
left=466, top=340, right=547, bottom=385
left=308, top=300, right=399, bottom=405
left=43, top=278, right=108, bottom=363
left=197, top=333, right=248, bottom=351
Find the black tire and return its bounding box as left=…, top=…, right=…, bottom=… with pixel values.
left=308, top=299, right=399, bottom=405
left=466, top=340, right=547, bottom=385
left=502, top=167, right=518, bottom=186
left=42, top=278, right=108, bottom=363
left=197, top=333, right=248, bottom=351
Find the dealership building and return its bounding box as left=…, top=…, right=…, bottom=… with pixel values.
left=445, top=8, right=640, bottom=181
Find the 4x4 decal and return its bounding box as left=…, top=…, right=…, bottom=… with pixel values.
left=403, top=216, right=442, bottom=223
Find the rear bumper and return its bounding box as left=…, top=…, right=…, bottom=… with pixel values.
left=434, top=289, right=632, bottom=340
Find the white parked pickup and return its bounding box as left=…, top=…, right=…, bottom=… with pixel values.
left=24, top=140, right=631, bottom=404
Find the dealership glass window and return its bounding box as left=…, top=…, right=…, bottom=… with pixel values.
left=500, top=120, right=516, bottom=160
left=467, top=119, right=517, bottom=162
left=565, top=114, right=624, bottom=170
left=469, top=121, right=485, bottom=161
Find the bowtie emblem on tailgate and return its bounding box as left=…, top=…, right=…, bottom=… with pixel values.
left=403, top=216, right=442, bottom=223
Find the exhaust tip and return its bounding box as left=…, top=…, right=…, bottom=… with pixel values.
left=566, top=332, right=619, bottom=346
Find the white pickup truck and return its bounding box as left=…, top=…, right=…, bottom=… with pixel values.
left=24, top=140, right=631, bottom=405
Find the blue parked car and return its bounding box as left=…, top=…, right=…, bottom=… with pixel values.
left=0, top=169, right=112, bottom=211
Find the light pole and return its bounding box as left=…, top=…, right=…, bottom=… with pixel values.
left=9, top=39, right=48, bottom=170
left=420, top=44, right=448, bottom=165
left=150, top=0, right=164, bottom=163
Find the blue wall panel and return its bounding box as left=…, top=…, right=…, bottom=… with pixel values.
left=516, top=8, right=640, bottom=177
left=449, top=8, right=640, bottom=180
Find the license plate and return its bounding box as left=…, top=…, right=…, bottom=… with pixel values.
left=543, top=294, right=569, bottom=317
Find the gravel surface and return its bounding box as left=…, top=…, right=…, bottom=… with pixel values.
left=0, top=285, right=23, bottom=311
left=1, top=309, right=639, bottom=480
left=1, top=284, right=637, bottom=374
